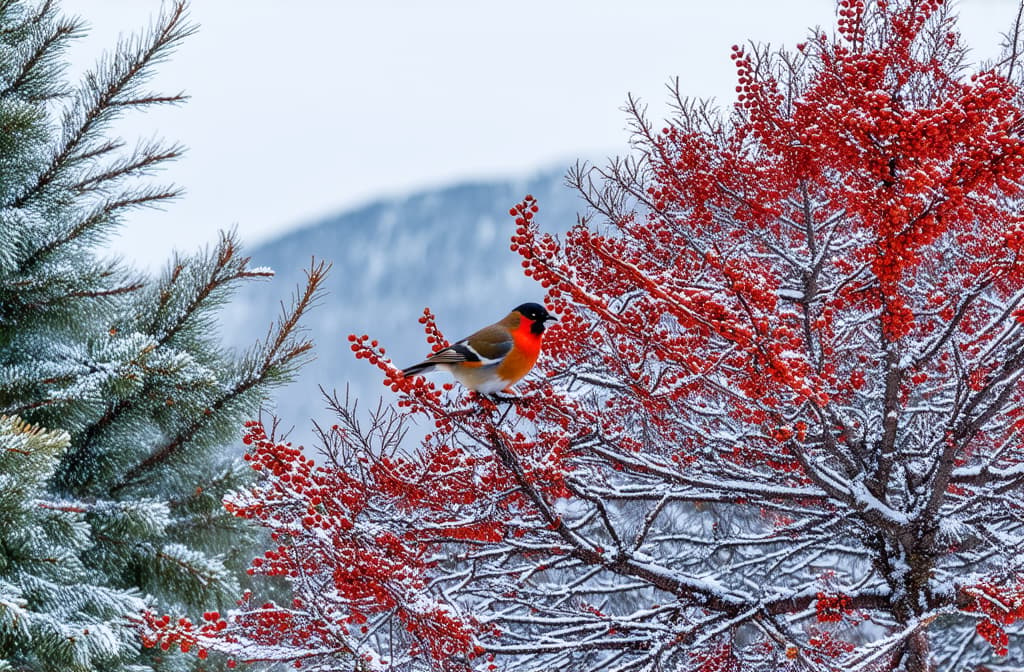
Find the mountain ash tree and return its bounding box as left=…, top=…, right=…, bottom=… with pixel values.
left=0, top=1, right=324, bottom=669
left=147, top=1, right=1024, bottom=671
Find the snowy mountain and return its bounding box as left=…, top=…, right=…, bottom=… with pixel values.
left=220, top=167, right=584, bottom=444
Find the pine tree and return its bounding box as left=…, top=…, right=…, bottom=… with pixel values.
left=0, top=1, right=325, bottom=669
left=0, top=415, right=150, bottom=672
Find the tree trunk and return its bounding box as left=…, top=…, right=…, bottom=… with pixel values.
left=898, top=630, right=933, bottom=672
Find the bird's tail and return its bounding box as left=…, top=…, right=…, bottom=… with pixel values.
left=400, top=361, right=435, bottom=378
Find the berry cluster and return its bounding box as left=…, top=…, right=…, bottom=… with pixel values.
left=140, top=610, right=229, bottom=663
left=815, top=592, right=853, bottom=623
left=962, top=579, right=1024, bottom=656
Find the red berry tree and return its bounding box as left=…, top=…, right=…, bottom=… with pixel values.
left=145, top=1, right=1024, bottom=670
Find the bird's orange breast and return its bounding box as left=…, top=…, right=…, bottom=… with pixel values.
left=495, top=317, right=542, bottom=384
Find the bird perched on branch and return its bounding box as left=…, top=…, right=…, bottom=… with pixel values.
left=401, top=302, right=557, bottom=394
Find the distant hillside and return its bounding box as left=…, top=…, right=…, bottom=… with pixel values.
left=220, top=167, right=585, bottom=444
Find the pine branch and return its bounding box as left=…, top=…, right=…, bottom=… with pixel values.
left=71, top=137, right=125, bottom=164
left=59, top=233, right=277, bottom=495
left=59, top=234, right=269, bottom=487
left=8, top=0, right=194, bottom=210
left=153, top=232, right=272, bottom=345
left=11, top=253, right=145, bottom=309
left=0, top=0, right=50, bottom=37
left=64, top=281, right=146, bottom=299
left=71, top=139, right=185, bottom=194
left=0, top=15, right=81, bottom=101
left=258, top=258, right=331, bottom=372
left=108, top=260, right=329, bottom=496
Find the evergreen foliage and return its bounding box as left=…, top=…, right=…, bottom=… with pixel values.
left=0, top=415, right=149, bottom=672
left=0, top=1, right=325, bottom=669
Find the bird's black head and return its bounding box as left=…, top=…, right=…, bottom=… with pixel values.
left=513, top=302, right=557, bottom=334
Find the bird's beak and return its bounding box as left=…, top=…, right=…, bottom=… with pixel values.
left=545, top=314, right=558, bottom=322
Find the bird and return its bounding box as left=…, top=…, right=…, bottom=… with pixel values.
left=401, top=302, right=557, bottom=394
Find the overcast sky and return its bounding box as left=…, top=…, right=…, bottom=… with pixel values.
left=59, top=1, right=1019, bottom=270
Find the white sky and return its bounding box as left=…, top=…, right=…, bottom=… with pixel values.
left=58, top=0, right=1019, bottom=270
